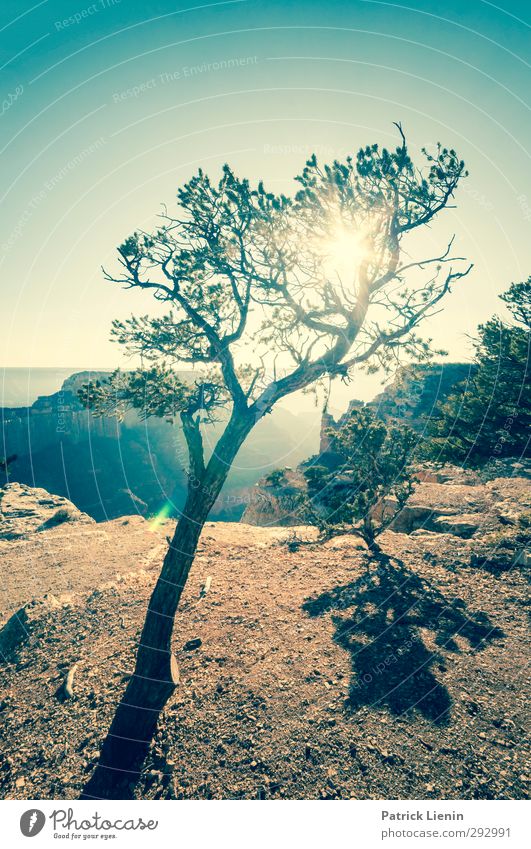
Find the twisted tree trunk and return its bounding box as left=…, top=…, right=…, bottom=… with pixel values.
left=81, top=413, right=253, bottom=800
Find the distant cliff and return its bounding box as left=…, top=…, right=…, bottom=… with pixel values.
left=1, top=373, right=319, bottom=522
left=1, top=372, right=187, bottom=521
left=366, top=362, right=475, bottom=430
left=244, top=362, right=476, bottom=527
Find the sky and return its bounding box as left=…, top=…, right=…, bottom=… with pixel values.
left=0, top=0, right=530, bottom=411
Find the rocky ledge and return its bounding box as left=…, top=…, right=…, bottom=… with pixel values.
left=0, top=482, right=94, bottom=540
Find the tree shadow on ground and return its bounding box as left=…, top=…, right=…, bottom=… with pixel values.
left=303, top=553, right=504, bottom=726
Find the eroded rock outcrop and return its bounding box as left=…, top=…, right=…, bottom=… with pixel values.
left=366, top=362, right=474, bottom=430
left=0, top=483, right=94, bottom=540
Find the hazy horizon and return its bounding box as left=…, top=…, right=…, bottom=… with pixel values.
left=0, top=357, right=474, bottom=413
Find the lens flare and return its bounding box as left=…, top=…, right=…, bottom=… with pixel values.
left=149, top=499, right=174, bottom=531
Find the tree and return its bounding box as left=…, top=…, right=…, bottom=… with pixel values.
left=296, top=407, right=417, bottom=552
left=80, top=126, right=471, bottom=799
left=427, top=279, right=530, bottom=465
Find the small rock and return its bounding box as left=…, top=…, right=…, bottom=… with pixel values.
left=183, top=638, right=202, bottom=651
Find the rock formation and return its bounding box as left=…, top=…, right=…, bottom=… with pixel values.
left=366, top=361, right=474, bottom=430
left=0, top=482, right=94, bottom=540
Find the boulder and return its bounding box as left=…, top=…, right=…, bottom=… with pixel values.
left=414, top=464, right=481, bottom=486
left=0, top=483, right=94, bottom=540
left=431, top=514, right=485, bottom=538
left=241, top=460, right=529, bottom=545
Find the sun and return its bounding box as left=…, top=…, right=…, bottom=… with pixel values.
left=320, top=222, right=370, bottom=285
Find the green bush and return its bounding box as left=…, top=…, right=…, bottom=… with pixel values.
left=427, top=280, right=530, bottom=465
left=298, top=407, right=416, bottom=550
left=264, top=469, right=288, bottom=488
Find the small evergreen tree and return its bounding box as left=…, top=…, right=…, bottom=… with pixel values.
left=299, top=408, right=416, bottom=551
left=427, top=279, right=530, bottom=465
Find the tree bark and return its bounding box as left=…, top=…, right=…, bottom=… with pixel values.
left=81, top=412, right=253, bottom=800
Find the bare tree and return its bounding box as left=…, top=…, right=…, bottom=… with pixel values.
left=80, top=126, right=472, bottom=798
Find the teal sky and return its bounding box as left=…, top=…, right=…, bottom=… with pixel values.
left=0, top=0, right=529, bottom=408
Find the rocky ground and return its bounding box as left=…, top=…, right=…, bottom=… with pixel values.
left=0, top=473, right=529, bottom=801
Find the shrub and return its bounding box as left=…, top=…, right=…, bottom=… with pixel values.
left=297, top=407, right=417, bottom=551
left=264, top=469, right=288, bottom=488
